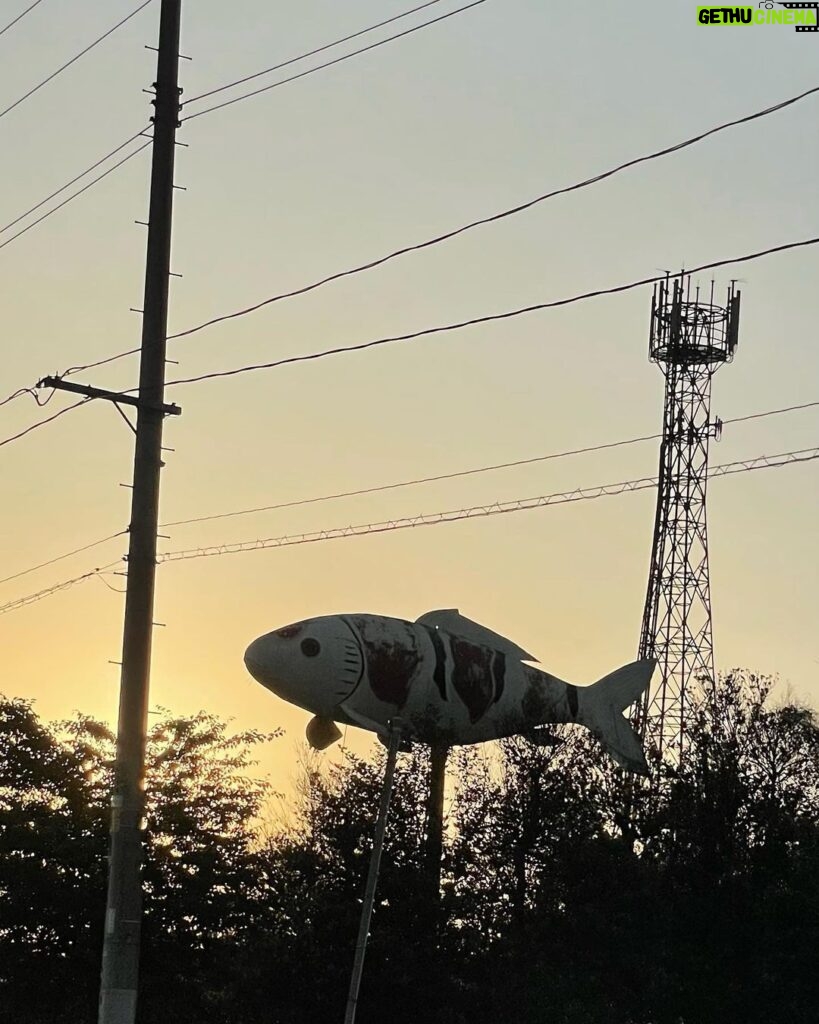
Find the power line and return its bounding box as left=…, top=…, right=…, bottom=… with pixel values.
left=168, top=83, right=819, bottom=343
left=0, top=397, right=90, bottom=449
left=154, top=447, right=819, bottom=565
left=0, top=126, right=150, bottom=237
left=163, top=432, right=662, bottom=527
left=0, top=2, right=480, bottom=264
left=162, top=236, right=819, bottom=389
left=64, top=347, right=143, bottom=377
left=725, top=400, right=819, bottom=426
left=0, top=0, right=154, bottom=121
left=159, top=397, right=819, bottom=528
left=6, top=237, right=819, bottom=449
left=0, top=530, right=127, bottom=587
left=96, top=574, right=128, bottom=594
left=4, top=446, right=814, bottom=617
left=0, top=0, right=46, bottom=39
left=5, top=399, right=816, bottom=603
left=56, top=83, right=819, bottom=379
left=0, top=385, right=55, bottom=409
left=0, top=387, right=36, bottom=409
left=0, top=137, right=152, bottom=253
left=0, top=2, right=477, bottom=259
left=0, top=562, right=122, bottom=616
left=182, top=0, right=488, bottom=123
left=184, top=0, right=450, bottom=107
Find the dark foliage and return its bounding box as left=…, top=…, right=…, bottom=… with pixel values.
left=1, top=671, right=817, bottom=1023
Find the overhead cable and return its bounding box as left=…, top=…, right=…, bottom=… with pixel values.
left=4, top=405, right=810, bottom=602
left=0, top=387, right=36, bottom=410
left=0, top=126, right=150, bottom=237
left=3, top=446, right=814, bottom=616
left=0, top=397, right=91, bottom=449
left=5, top=236, right=819, bottom=447
left=162, top=236, right=819, bottom=388
left=0, top=0, right=46, bottom=39
left=169, top=83, right=819, bottom=342
left=155, top=447, right=819, bottom=565
left=182, top=0, right=488, bottom=123
left=0, top=0, right=154, bottom=121
left=162, top=432, right=663, bottom=527
left=55, top=83, right=819, bottom=378
left=0, top=563, right=122, bottom=616
left=159, top=397, right=819, bottom=528
left=0, top=137, right=151, bottom=252
left=0, top=2, right=477, bottom=256
left=0, top=530, right=127, bottom=586
left=184, top=0, right=450, bottom=107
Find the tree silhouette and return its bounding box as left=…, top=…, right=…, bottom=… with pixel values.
left=1, top=674, right=817, bottom=1023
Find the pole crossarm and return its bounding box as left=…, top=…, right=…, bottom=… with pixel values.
left=38, top=376, right=181, bottom=416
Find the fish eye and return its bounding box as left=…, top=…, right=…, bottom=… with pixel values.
left=300, top=638, right=321, bottom=658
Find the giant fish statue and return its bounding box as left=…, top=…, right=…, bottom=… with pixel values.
left=244, top=609, right=654, bottom=775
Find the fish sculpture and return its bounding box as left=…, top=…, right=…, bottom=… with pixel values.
left=244, top=609, right=654, bottom=775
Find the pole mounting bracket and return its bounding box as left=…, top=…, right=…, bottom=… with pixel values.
left=37, top=376, right=182, bottom=416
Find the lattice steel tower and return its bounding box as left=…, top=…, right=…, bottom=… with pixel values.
left=636, top=275, right=741, bottom=759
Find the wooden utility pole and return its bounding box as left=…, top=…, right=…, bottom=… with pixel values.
left=97, top=4, right=181, bottom=1021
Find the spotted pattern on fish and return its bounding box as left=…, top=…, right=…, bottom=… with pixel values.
left=566, top=683, right=579, bottom=721
left=351, top=616, right=420, bottom=707
left=450, top=636, right=494, bottom=723
left=491, top=650, right=507, bottom=704
left=421, top=625, right=448, bottom=701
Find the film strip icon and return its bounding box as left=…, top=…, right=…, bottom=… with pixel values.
left=780, top=2, right=819, bottom=31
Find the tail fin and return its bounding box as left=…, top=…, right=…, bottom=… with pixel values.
left=579, top=660, right=655, bottom=776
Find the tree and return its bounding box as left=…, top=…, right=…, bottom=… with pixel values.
left=0, top=696, right=278, bottom=1024
left=2, top=674, right=817, bottom=1024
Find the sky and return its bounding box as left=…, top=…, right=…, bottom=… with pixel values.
left=1, top=0, right=817, bottom=789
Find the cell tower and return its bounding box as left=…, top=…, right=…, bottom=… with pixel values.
left=635, top=274, right=741, bottom=760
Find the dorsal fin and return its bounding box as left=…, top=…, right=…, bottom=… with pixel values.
left=415, top=609, right=538, bottom=662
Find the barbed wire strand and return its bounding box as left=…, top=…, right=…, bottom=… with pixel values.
left=3, top=444, right=816, bottom=617
left=0, top=560, right=123, bottom=616
left=156, top=447, right=819, bottom=565
left=159, top=397, right=819, bottom=528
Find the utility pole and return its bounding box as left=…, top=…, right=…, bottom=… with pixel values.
left=98, top=3, right=181, bottom=1021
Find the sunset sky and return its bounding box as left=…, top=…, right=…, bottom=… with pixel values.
left=1, top=0, right=817, bottom=788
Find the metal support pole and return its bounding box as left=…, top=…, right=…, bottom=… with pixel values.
left=98, top=4, right=181, bottom=1022
left=344, top=722, right=403, bottom=1024
left=424, top=743, right=448, bottom=908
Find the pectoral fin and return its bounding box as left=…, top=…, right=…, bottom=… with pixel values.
left=306, top=716, right=342, bottom=751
